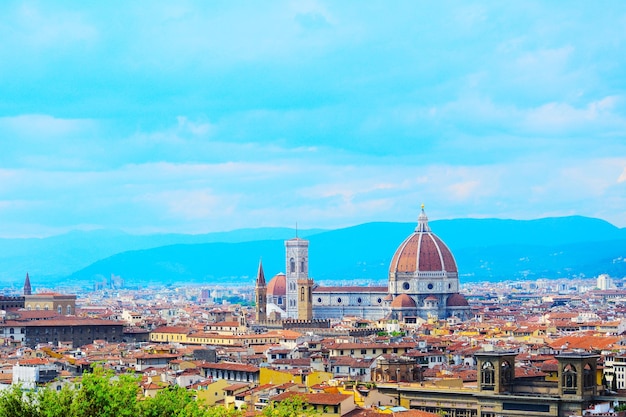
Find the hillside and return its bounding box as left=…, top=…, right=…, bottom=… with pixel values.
left=63, top=216, right=626, bottom=288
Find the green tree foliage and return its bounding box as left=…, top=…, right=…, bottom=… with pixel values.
left=0, top=366, right=251, bottom=417
left=70, top=367, right=140, bottom=417
left=141, top=386, right=210, bottom=417
left=262, top=396, right=316, bottom=417
left=0, top=366, right=314, bottom=417
left=0, top=385, right=40, bottom=417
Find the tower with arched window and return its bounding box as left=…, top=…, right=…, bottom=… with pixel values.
left=475, top=351, right=516, bottom=394
left=557, top=352, right=599, bottom=399
left=285, top=237, right=309, bottom=319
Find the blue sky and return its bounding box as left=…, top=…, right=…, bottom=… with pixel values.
left=1, top=1, right=625, bottom=237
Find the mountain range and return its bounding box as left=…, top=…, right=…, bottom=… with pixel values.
left=1, top=216, right=625, bottom=290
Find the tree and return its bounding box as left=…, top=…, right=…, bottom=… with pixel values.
left=36, top=385, right=74, bottom=417
left=141, top=386, right=212, bottom=417
left=70, top=366, right=140, bottom=417
left=262, top=395, right=316, bottom=417
left=0, top=385, right=40, bottom=417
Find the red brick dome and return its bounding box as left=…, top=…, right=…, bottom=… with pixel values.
left=267, top=273, right=286, bottom=297
left=390, top=294, right=417, bottom=308
left=446, top=293, right=469, bottom=307
left=389, top=208, right=457, bottom=275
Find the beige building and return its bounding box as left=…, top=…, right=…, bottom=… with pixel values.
left=376, top=350, right=604, bottom=417
left=24, top=293, right=76, bottom=315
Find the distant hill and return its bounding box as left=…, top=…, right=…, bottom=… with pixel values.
left=0, top=227, right=325, bottom=287
left=62, top=216, right=626, bottom=288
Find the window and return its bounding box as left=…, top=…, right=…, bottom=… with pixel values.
left=427, top=283, right=433, bottom=290
left=563, top=364, right=577, bottom=390
left=481, top=361, right=495, bottom=389
left=337, top=297, right=342, bottom=304
left=403, top=282, right=410, bottom=290
left=357, top=297, right=362, bottom=304
left=290, top=258, right=295, bottom=273
left=67, top=305, right=72, bottom=315
left=300, top=260, right=305, bottom=273
left=58, top=306, right=62, bottom=314
left=317, top=297, right=322, bottom=303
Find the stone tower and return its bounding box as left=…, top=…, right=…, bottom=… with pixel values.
left=254, top=259, right=267, bottom=322
left=285, top=237, right=309, bottom=319
left=297, top=274, right=313, bottom=320
left=475, top=351, right=516, bottom=394
left=23, top=273, right=32, bottom=296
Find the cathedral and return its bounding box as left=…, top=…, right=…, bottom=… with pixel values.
left=254, top=207, right=470, bottom=322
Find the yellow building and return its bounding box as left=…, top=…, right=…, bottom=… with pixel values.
left=193, top=379, right=230, bottom=406
left=24, top=293, right=76, bottom=315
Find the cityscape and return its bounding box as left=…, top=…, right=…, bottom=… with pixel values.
left=1, top=207, right=626, bottom=417
left=1, top=1, right=626, bottom=417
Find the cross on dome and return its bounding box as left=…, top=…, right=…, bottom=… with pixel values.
left=415, top=204, right=431, bottom=233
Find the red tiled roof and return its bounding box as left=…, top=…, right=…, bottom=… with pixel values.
left=271, top=392, right=351, bottom=406
left=199, top=362, right=259, bottom=373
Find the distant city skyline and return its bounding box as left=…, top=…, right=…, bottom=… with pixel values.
left=0, top=1, right=625, bottom=238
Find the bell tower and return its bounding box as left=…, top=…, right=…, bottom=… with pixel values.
left=475, top=351, right=516, bottom=394
left=297, top=275, right=313, bottom=320
left=23, top=273, right=32, bottom=296
left=285, top=237, right=309, bottom=319
left=254, top=259, right=267, bottom=322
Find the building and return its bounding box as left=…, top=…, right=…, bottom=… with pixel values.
left=13, top=318, right=125, bottom=348
left=597, top=274, right=614, bottom=290
left=24, top=292, right=76, bottom=316
left=257, top=207, right=470, bottom=321
left=375, top=350, right=602, bottom=417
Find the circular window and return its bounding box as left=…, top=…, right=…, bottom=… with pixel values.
left=357, top=297, right=362, bottom=304
left=427, top=283, right=434, bottom=290
left=317, top=297, right=322, bottom=303
left=377, top=298, right=382, bottom=304
left=402, top=282, right=410, bottom=290
left=337, top=297, right=342, bottom=304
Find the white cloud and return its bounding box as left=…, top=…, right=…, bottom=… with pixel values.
left=0, top=114, right=94, bottom=137
left=618, top=167, right=626, bottom=184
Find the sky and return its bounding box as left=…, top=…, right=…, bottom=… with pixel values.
left=1, top=1, right=625, bottom=238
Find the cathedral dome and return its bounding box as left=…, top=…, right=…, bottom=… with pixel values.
left=390, top=294, right=417, bottom=308
left=267, top=273, right=286, bottom=297
left=389, top=207, right=457, bottom=275
left=446, top=293, right=469, bottom=307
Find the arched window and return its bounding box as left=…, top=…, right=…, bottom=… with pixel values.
left=300, top=260, right=305, bottom=273
left=290, top=258, right=295, bottom=273
left=584, top=363, right=594, bottom=388
left=9, top=328, right=14, bottom=334
left=481, top=361, right=495, bottom=389
left=564, top=364, right=577, bottom=390
left=501, top=360, right=512, bottom=384
left=67, top=305, right=72, bottom=315
left=300, top=287, right=305, bottom=302
left=58, top=305, right=62, bottom=314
